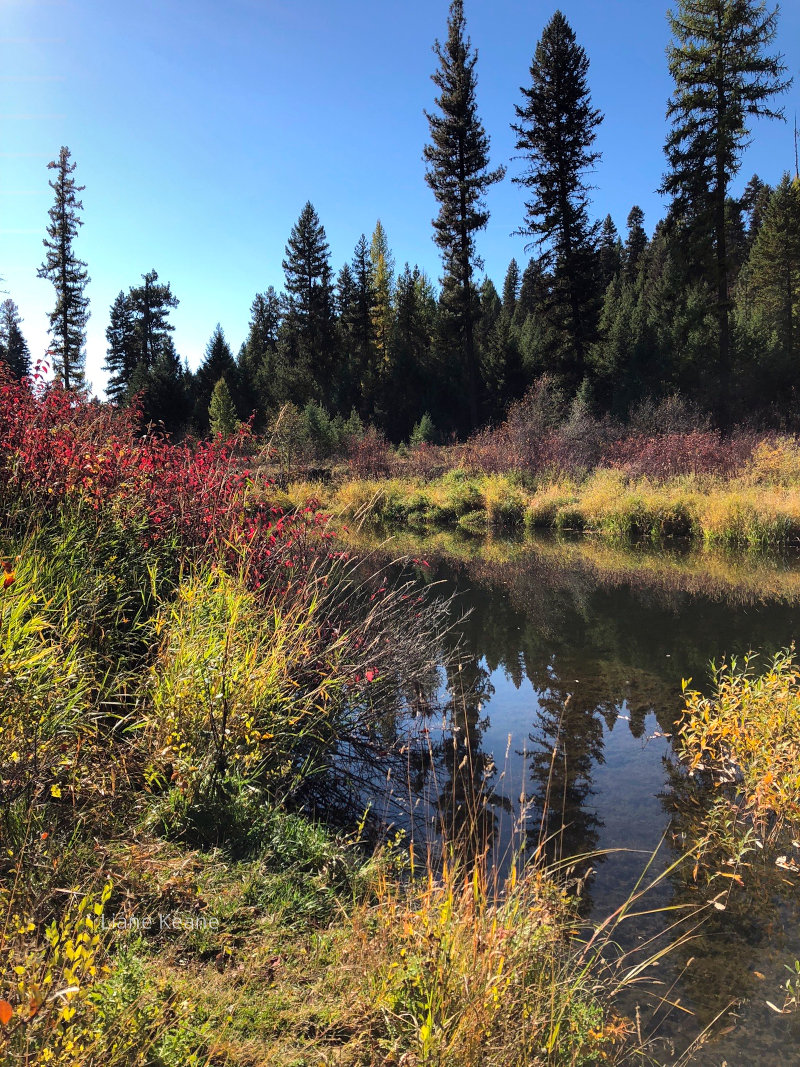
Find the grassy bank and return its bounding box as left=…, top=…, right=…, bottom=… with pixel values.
left=0, top=374, right=678, bottom=1065
left=286, top=457, right=800, bottom=550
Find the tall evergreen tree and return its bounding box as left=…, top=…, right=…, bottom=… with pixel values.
left=142, top=336, right=191, bottom=433
left=423, top=0, right=505, bottom=429
left=478, top=278, right=522, bottom=420
left=741, top=173, right=773, bottom=248
left=513, top=257, right=546, bottom=326
left=661, top=0, right=790, bottom=421
left=194, top=325, right=238, bottom=431
left=0, top=299, right=31, bottom=380
left=388, top=265, right=438, bottom=439
left=502, top=258, right=520, bottom=317
left=349, top=234, right=378, bottom=418
left=511, top=11, right=603, bottom=391
left=598, top=215, right=622, bottom=290
left=104, top=290, right=137, bottom=403
left=128, top=270, right=179, bottom=370
left=743, top=173, right=800, bottom=365
left=623, top=206, right=648, bottom=276
left=281, top=202, right=336, bottom=405
left=37, top=146, right=90, bottom=389
left=238, top=287, right=282, bottom=419
left=370, top=220, right=395, bottom=375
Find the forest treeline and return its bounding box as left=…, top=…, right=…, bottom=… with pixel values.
left=3, top=0, right=799, bottom=441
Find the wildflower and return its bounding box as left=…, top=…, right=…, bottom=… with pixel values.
left=1, top=559, right=15, bottom=589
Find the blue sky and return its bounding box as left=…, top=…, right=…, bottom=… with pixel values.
left=2, top=0, right=799, bottom=394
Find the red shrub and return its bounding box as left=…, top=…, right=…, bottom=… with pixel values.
left=604, top=431, right=760, bottom=480
left=347, top=426, right=391, bottom=478
left=0, top=372, right=335, bottom=592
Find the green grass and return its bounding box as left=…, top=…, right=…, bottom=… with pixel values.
left=289, top=465, right=800, bottom=550
left=1, top=480, right=709, bottom=1067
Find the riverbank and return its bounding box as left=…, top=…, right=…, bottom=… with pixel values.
left=0, top=375, right=660, bottom=1066
left=285, top=461, right=800, bottom=549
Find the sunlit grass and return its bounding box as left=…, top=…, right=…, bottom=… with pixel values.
left=678, top=648, right=800, bottom=844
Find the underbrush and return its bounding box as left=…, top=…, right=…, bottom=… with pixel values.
left=0, top=373, right=709, bottom=1065
left=304, top=467, right=800, bottom=550
left=677, top=648, right=800, bottom=852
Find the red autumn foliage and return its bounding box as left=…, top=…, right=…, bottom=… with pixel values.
left=346, top=425, right=391, bottom=478
left=0, top=370, right=335, bottom=590
left=603, top=431, right=760, bottom=480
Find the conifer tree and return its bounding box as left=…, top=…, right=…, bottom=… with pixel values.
left=511, top=11, right=603, bottom=391
left=662, top=0, right=790, bottom=421
left=423, top=0, right=505, bottom=429
left=350, top=234, right=378, bottom=417
left=741, top=174, right=773, bottom=248
left=335, top=262, right=358, bottom=413
left=208, top=376, right=239, bottom=437
left=281, top=202, right=336, bottom=404
left=623, top=206, right=648, bottom=276
left=598, top=215, right=622, bottom=290
left=501, top=258, right=520, bottom=317
left=128, top=270, right=179, bottom=370
left=513, top=258, right=547, bottom=326
left=195, top=325, right=238, bottom=430
left=478, top=278, right=521, bottom=419
left=744, top=173, right=800, bottom=361
left=104, top=291, right=137, bottom=403
left=388, top=265, right=438, bottom=440
left=370, top=220, right=395, bottom=373
left=239, top=287, right=282, bottom=419
left=0, top=299, right=31, bottom=380
left=37, top=146, right=90, bottom=389
left=143, top=337, right=191, bottom=432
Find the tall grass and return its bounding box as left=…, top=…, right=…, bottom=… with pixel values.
left=306, top=466, right=800, bottom=550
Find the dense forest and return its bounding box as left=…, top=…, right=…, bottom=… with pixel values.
left=3, top=0, right=799, bottom=441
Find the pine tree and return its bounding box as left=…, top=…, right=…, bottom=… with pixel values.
left=598, top=215, right=622, bottom=290
left=281, top=202, right=336, bottom=404
left=661, top=0, right=790, bottom=422
left=37, top=146, right=90, bottom=389
left=388, top=265, right=438, bottom=440
left=195, top=325, right=239, bottom=431
left=104, top=291, right=137, bottom=403
left=423, top=0, right=505, bottom=429
left=511, top=11, right=604, bottom=391
left=745, top=173, right=800, bottom=362
left=239, top=287, right=282, bottom=419
left=143, top=337, right=191, bottom=432
left=501, top=258, right=520, bottom=317
left=513, top=257, right=546, bottom=326
left=0, top=299, right=31, bottom=380
left=741, top=174, right=773, bottom=248
left=350, top=234, right=378, bottom=417
left=208, top=376, right=239, bottom=437
left=370, top=220, right=395, bottom=374
left=478, top=278, right=522, bottom=419
left=128, top=270, right=179, bottom=370
left=623, top=206, right=648, bottom=276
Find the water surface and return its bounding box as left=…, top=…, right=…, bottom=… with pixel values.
left=374, top=533, right=800, bottom=1064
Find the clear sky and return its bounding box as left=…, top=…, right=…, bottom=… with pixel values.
left=2, top=0, right=799, bottom=394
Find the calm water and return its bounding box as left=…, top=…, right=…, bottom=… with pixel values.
left=377, top=534, right=800, bottom=1065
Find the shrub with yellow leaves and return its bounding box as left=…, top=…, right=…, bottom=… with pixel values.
left=678, top=648, right=800, bottom=844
